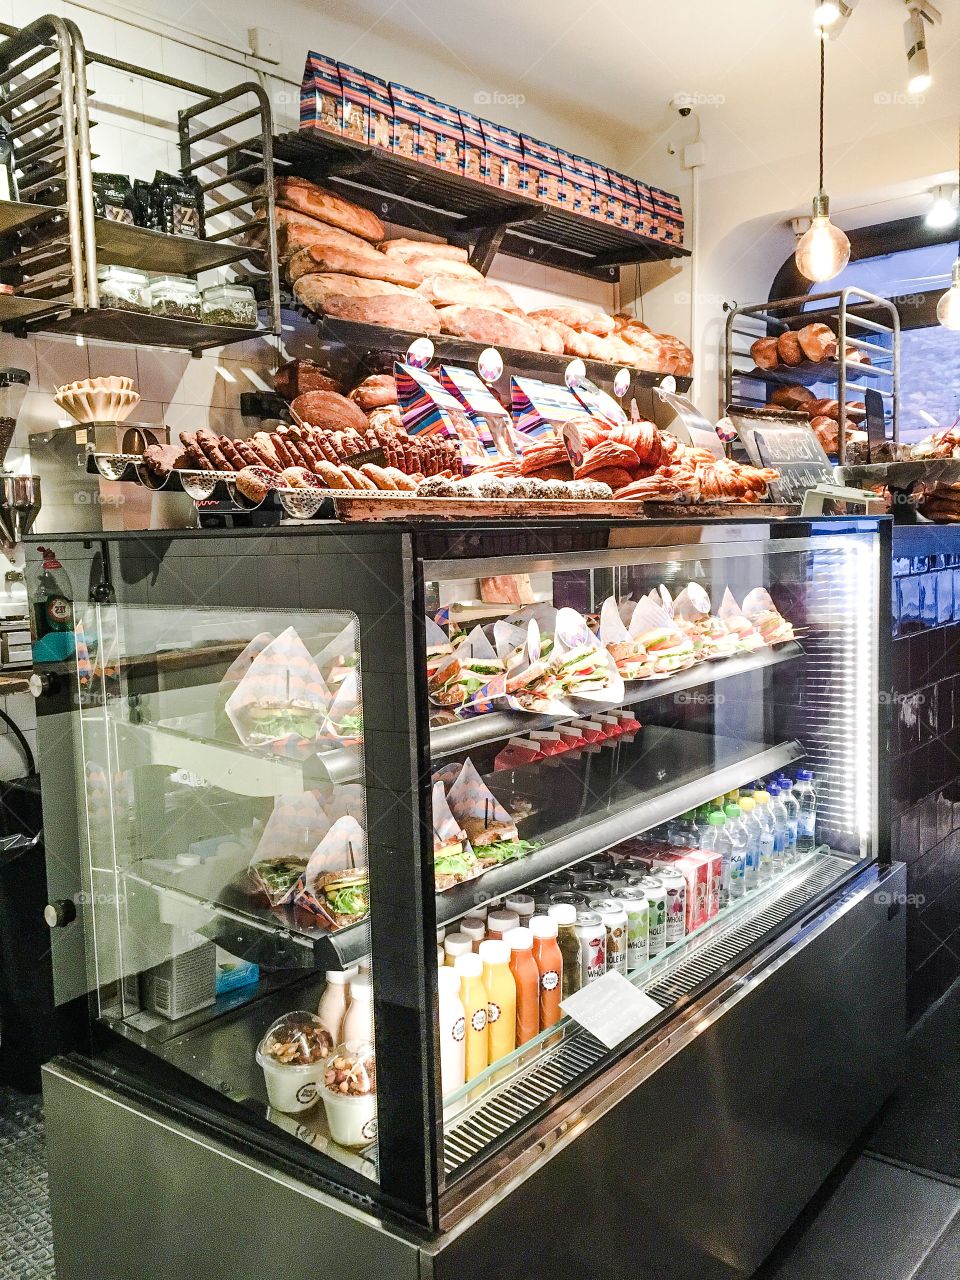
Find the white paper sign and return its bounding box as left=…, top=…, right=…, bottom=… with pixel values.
left=560, top=971, right=663, bottom=1048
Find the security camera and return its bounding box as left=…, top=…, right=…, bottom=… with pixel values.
left=669, top=92, right=693, bottom=117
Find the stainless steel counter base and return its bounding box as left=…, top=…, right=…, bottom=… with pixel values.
left=43, top=862, right=906, bottom=1280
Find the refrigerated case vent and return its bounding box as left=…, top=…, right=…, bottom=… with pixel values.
left=443, top=852, right=851, bottom=1178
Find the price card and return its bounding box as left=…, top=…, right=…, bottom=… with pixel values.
left=560, top=971, right=663, bottom=1049
left=653, top=384, right=726, bottom=460
left=726, top=405, right=834, bottom=505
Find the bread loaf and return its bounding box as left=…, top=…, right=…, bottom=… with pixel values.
left=616, top=328, right=664, bottom=372
left=287, top=243, right=423, bottom=287
left=529, top=319, right=565, bottom=354
left=322, top=292, right=443, bottom=333
left=417, top=274, right=519, bottom=312
left=293, top=274, right=412, bottom=312
left=273, top=208, right=373, bottom=262
left=797, top=322, right=837, bottom=363
left=777, top=331, right=805, bottom=366
left=751, top=337, right=780, bottom=370
left=528, top=305, right=614, bottom=336
left=275, top=176, right=385, bottom=243
left=349, top=374, right=398, bottom=411
left=274, top=360, right=342, bottom=401
left=290, top=390, right=369, bottom=434
left=404, top=255, right=486, bottom=284
left=379, top=237, right=469, bottom=263
left=771, top=384, right=816, bottom=410
left=437, top=305, right=541, bottom=350
left=612, top=312, right=650, bottom=333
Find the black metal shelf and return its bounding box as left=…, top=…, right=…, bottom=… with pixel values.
left=289, top=302, right=692, bottom=397
left=434, top=730, right=805, bottom=925
left=733, top=359, right=891, bottom=388
left=94, top=219, right=257, bottom=275
left=430, top=640, right=802, bottom=759
left=0, top=195, right=58, bottom=235
left=39, top=305, right=266, bottom=354
left=269, top=129, right=688, bottom=282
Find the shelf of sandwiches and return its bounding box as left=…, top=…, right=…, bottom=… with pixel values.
left=117, top=585, right=799, bottom=970
left=266, top=50, right=686, bottom=280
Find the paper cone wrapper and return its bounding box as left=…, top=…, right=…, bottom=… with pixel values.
left=445, top=758, right=517, bottom=844
left=226, top=626, right=331, bottom=755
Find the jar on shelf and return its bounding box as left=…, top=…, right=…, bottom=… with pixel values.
left=200, top=282, right=257, bottom=328
left=144, top=274, right=202, bottom=322
left=97, top=264, right=149, bottom=313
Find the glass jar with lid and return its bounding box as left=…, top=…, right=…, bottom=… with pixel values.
left=144, top=274, right=202, bottom=322
left=201, top=282, right=257, bottom=329
left=97, top=264, right=149, bottom=313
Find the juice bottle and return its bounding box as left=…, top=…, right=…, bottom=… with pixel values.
left=444, top=933, right=473, bottom=965
left=530, top=915, right=563, bottom=1029
left=478, top=939, right=516, bottom=1064
left=505, top=927, right=540, bottom=1045
left=459, top=917, right=486, bottom=951
left=547, top=903, right=583, bottom=997
left=436, top=966, right=466, bottom=1098
left=316, top=967, right=357, bottom=1042
left=486, top=909, right=519, bottom=941
left=454, top=953, right=489, bottom=1081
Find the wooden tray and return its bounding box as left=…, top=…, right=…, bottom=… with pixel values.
left=331, top=495, right=644, bottom=522
left=640, top=501, right=799, bottom=518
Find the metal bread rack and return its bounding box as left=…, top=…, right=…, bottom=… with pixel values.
left=0, top=14, right=281, bottom=352
left=723, top=286, right=900, bottom=460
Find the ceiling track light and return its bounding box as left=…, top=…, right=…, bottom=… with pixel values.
left=937, top=126, right=960, bottom=331
left=903, top=1, right=941, bottom=95
left=795, top=34, right=851, bottom=283
left=815, top=0, right=858, bottom=39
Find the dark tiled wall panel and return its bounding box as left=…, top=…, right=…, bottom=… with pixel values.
left=891, top=534, right=960, bottom=1023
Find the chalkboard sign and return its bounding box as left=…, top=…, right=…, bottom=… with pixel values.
left=727, top=406, right=834, bottom=505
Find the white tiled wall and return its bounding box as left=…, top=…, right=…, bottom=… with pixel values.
left=0, top=0, right=618, bottom=780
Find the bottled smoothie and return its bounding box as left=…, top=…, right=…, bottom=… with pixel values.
left=340, top=974, right=374, bottom=1044
left=459, top=917, right=487, bottom=951
left=486, top=910, right=519, bottom=941
left=437, top=966, right=466, bottom=1098
left=505, top=927, right=540, bottom=1045
left=444, top=933, right=473, bottom=965
left=316, top=967, right=357, bottom=1043
left=454, top=953, right=489, bottom=1081
left=478, top=939, right=516, bottom=1063
left=548, top=903, right=583, bottom=996
left=530, top=915, right=563, bottom=1028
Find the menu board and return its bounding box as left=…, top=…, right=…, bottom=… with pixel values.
left=727, top=406, right=834, bottom=504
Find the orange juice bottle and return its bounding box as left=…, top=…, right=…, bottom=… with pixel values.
left=479, top=939, right=516, bottom=1064
left=454, top=952, right=489, bottom=1081
left=530, top=915, right=563, bottom=1029
left=505, top=927, right=540, bottom=1046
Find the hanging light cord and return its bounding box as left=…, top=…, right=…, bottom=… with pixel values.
left=819, top=34, right=826, bottom=194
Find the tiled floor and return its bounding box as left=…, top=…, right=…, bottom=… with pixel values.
left=0, top=1088, right=54, bottom=1279
left=2, top=983, right=960, bottom=1279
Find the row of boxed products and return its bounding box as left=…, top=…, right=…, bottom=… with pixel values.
left=299, top=52, right=683, bottom=245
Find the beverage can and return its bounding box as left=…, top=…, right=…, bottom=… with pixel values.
left=600, top=906, right=628, bottom=976
left=637, top=875, right=668, bottom=955
left=549, top=890, right=591, bottom=909
left=576, top=878, right=613, bottom=903
left=613, top=891, right=649, bottom=969
left=574, top=911, right=607, bottom=983
left=657, top=868, right=687, bottom=946
left=585, top=853, right=616, bottom=876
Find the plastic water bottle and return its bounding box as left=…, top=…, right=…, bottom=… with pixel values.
left=767, top=782, right=789, bottom=873
left=723, top=804, right=748, bottom=899
left=701, top=811, right=734, bottom=909
left=775, top=776, right=799, bottom=863
left=739, top=796, right=762, bottom=891
left=668, top=810, right=698, bottom=848
left=752, top=787, right=776, bottom=882
left=795, top=769, right=818, bottom=854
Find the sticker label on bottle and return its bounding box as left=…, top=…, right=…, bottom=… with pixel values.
left=452, top=1016, right=465, bottom=1043
left=541, top=970, right=559, bottom=991
left=487, top=1001, right=501, bottom=1024
left=470, top=1008, right=487, bottom=1032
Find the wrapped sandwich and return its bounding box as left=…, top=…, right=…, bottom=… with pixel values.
left=742, top=587, right=796, bottom=645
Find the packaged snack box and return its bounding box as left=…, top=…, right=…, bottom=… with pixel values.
left=458, top=108, right=487, bottom=183
left=591, top=163, right=617, bottom=224
left=635, top=180, right=656, bottom=237
left=521, top=135, right=565, bottom=207
left=556, top=149, right=590, bottom=216
left=480, top=119, right=527, bottom=193
left=420, top=96, right=464, bottom=173
left=389, top=83, right=423, bottom=160
left=336, top=62, right=370, bottom=144
left=570, top=154, right=599, bottom=218
left=650, top=185, right=685, bottom=244
left=365, top=71, right=393, bottom=150
left=608, top=170, right=637, bottom=231
left=300, top=52, right=341, bottom=135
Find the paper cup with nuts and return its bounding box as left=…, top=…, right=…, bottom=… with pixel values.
left=321, top=1041, right=378, bottom=1148
left=255, top=1011, right=334, bottom=1113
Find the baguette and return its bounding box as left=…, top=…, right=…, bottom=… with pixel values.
left=287, top=242, right=423, bottom=288
left=275, top=176, right=384, bottom=243
left=438, top=305, right=542, bottom=351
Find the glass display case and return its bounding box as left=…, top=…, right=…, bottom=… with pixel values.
left=30, top=517, right=904, bottom=1278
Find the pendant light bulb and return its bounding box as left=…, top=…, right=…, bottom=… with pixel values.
left=795, top=193, right=851, bottom=283
left=814, top=1, right=841, bottom=27
left=937, top=259, right=960, bottom=331
left=925, top=186, right=958, bottom=229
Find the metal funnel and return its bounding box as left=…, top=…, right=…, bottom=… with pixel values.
left=0, top=474, right=40, bottom=547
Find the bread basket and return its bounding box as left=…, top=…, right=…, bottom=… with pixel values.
left=54, top=376, right=140, bottom=424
